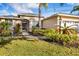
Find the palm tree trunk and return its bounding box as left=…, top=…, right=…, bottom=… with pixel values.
left=38, top=4, right=41, bottom=28
left=59, top=16, right=61, bottom=34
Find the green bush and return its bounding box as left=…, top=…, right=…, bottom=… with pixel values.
left=41, top=29, right=77, bottom=43
left=32, top=28, right=77, bottom=44
left=1, top=30, right=12, bottom=36
left=14, top=23, right=21, bottom=35
left=70, top=34, right=77, bottom=41
left=0, top=37, right=11, bottom=44
left=43, top=29, right=57, bottom=40
left=32, top=28, right=45, bottom=35
left=0, top=20, right=12, bottom=36
left=59, top=34, right=71, bottom=43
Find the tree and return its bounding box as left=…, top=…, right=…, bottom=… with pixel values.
left=38, top=3, right=48, bottom=28
left=14, top=23, right=21, bottom=35
left=58, top=3, right=65, bottom=34
left=57, top=22, right=77, bottom=35
left=37, top=3, right=65, bottom=29
left=0, top=20, right=12, bottom=36
left=0, top=20, right=11, bottom=30
left=71, top=5, right=79, bottom=13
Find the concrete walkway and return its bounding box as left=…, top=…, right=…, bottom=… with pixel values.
left=22, top=31, right=48, bottom=40
left=25, top=35, right=48, bottom=40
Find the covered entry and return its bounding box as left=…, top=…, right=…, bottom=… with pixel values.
left=22, top=19, right=29, bottom=32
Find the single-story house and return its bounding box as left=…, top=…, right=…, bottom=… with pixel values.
left=41, top=13, right=79, bottom=32
left=0, top=13, right=44, bottom=32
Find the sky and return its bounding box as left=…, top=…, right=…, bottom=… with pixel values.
left=0, top=3, right=79, bottom=17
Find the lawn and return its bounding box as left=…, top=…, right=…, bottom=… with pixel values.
left=0, top=38, right=79, bottom=56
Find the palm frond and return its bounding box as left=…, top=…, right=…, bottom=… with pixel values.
left=71, top=5, right=79, bottom=13
left=40, top=3, right=48, bottom=9
left=60, top=3, right=64, bottom=6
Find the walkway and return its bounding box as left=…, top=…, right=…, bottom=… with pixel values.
left=21, top=31, right=48, bottom=40
left=7, top=31, right=48, bottom=41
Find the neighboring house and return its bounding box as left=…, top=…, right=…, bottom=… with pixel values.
left=0, top=13, right=44, bottom=32
left=41, top=13, right=79, bottom=32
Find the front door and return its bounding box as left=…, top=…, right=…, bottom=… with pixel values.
left=22, top=20, right=29, bottom=32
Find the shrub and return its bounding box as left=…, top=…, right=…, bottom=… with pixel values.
left=43, top=29, right=58, bottom=40
left=1, top=30, right=12, bottom=36
left=32, top=28, right=45, bottom=36
left=41, top=29, right=77, bottom=44
left=14, top=23, right=21, bottom=35
left=32, top=28, right=77, bottom=45
left=0, top=20, right=12, bottom=36
left=0, top=37, right=11, bottom=45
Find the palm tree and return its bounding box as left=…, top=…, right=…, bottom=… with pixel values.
left=0, top=20, right=11, bottom=30
left=38, top=3, right=48, bottom=28
left=0, top=20, right=12, bottom=36
left=71, top=5, right=79, bottom=13
left=37, top=3, right=65, bottom=29
left=57, top=3, right=65, bottom=34
left=57, top=22, right=77, bottom=35
left=69, top=5, right=79, bottom=34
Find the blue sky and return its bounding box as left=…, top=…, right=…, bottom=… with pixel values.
left=0, top=3, right=78, bottom=17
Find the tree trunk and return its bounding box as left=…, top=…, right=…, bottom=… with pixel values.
left=59, top=16, right=61, bottom=34
left=38, top=4, right=41, bottom=29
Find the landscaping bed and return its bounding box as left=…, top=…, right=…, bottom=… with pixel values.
left=32, top=28, right=78, bottom=48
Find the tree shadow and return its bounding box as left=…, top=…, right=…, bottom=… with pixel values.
left=0, top=36, right=27, bottom=48
left=0, top=37, right=13, bottom=48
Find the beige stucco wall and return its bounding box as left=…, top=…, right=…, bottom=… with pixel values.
left=0, top=19, right=5, bottom=23
left=13, top=20, right=22, bottom=26
left=0, top=19, right=22, bottom=25
left=42, top=15, right=79, bottom=29
left=42, top=16, right=57, bottom=28
left=61, top=16, right=79, bottom=22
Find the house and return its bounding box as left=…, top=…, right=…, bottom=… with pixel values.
left=41, top=13, right=79, bottom=32
left=0, top=13, right=44, bottom=32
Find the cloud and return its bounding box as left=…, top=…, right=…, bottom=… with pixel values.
left=27, top=3, right=38, bottom=8
left=0, top=3, right=38, bottom=16
left=0, top=3, right=77, bottom=17
left=0, top=9, right=17, bottom=16
left=0, top=10, right=9, bottom=15
left=8, top=3, right=38, bottom=14
left=0, top=3, right=14, bottom=16
left=10, top=12, right=17, bottom=16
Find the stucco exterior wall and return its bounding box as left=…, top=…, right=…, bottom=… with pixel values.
left=13, top=20, right=22, bottom=26
left=42, top=16, right=57, bottom=29
left=60, top=16, right=79, bottom=32
left=61, top=16, right=79, bottom=22
left=0, top=19, right=5, bottom=22
left=59, top=16, right=79, bottom=27
left=42, top=15, right=79, bottom=29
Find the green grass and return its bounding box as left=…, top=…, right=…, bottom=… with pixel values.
left=0, top=38, right=79, bottom=56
